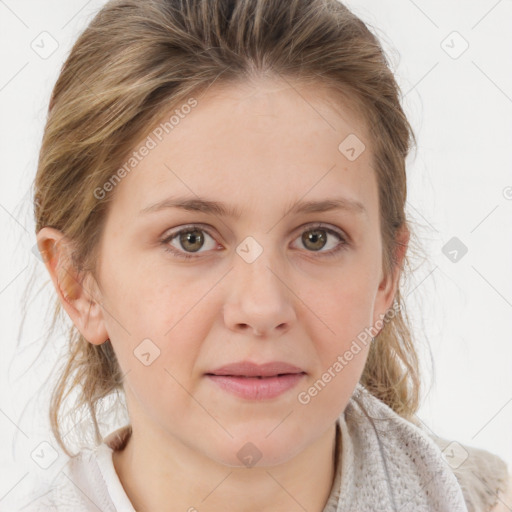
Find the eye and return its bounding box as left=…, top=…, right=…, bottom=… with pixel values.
left=291, top=223, right=348, bottom=258
left=161, top=223, right=349, bottom=260
left=161, top=224, right=218, bottom=260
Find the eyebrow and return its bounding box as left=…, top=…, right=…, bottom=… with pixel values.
left=139, top=195, right=367, bottom=218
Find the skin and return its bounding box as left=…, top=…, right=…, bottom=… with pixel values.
left=37, top=77, right=409, bottom=512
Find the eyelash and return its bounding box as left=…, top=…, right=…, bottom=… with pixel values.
left=160, top=222, right=349, bottom=260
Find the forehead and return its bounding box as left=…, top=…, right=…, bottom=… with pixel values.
left=108, top=77, right=377, bottom=223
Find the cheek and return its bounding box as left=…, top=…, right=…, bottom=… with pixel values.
left=304, top=266, right=377, bottom=392
left=102, top=253, right=211, bottom=336
left=310, top=266, right=378, bottom=339
left=298, top=291, right=372, bottom=419
left=102, top=264, right=220, bottom=393
left=121, top=358, right=204, bottom=431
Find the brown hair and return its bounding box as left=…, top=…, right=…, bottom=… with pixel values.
left=27, top=0, right=427, bottom=456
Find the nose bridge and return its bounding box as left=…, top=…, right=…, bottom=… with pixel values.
left=224, top=234, right=296, bottom=336
left=236, top=234, right=287, bottom=303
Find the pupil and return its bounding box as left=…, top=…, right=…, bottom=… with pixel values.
left=303, top=229, right=326, bottom=251
left=181, top=230, right=204, bottom=252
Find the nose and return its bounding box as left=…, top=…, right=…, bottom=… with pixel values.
left=223, top=255, right=297, bottom=338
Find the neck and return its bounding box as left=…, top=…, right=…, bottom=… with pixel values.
left=112, top=422, right=339, bottom=512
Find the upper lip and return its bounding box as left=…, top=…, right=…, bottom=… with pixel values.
left=207, top=361, right=306, bottom=377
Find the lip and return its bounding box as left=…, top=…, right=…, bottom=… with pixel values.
left=207, top=361, right=305, bottom=377
left=206, top=361, right=306, bottom=400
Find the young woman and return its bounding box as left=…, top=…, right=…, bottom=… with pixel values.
left=16, top=0, right=510, bottom=510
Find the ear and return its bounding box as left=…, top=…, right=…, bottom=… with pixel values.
left=372, top=224, right=410, bottom=330
left=36, top=226, right=109, bottom=345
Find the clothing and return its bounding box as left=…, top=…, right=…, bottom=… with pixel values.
left=11, top=382, right=509, bottom=511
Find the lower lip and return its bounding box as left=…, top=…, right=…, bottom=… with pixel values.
left=206, top=373, right=305, bottom=400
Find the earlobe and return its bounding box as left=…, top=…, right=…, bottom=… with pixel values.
left=36, top=227, right=109, bottom=346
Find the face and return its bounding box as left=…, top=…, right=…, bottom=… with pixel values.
left=44, top=77, right=403, bottom=467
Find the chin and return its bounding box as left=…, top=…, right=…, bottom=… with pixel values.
left=206, top=432, right=304, bottom=469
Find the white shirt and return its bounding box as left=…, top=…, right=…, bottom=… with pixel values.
left=15, top=441, right=135, bottom=511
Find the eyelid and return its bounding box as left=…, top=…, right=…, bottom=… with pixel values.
left=161, top=223, right=219, bottom=245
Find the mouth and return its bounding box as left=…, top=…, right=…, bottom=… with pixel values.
left=207, top=360, right=306, bottom=378
left=205, top=374, right=303, bottom=378
left=205, top=361, right=306, bottom=400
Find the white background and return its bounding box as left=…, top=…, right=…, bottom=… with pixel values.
left=0, top=0, right=511, bottom=504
